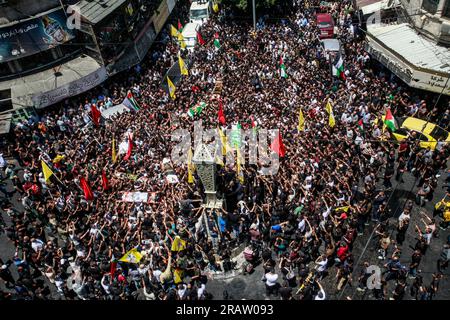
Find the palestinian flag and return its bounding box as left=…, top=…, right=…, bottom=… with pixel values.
left=122, top=91, right=140, bottom=111
left=358, top=119, right=364, bottom=132
left=178, top=19, right=183, bottom=32
left=187, top=101, right=207, bottom=118
left=332, top=52, right=346, bottom=80
left=384, top=108, right=397, bottom=132
left=197, top=31, right=205, bottom=46
left=279, top=56, right=287, bottom=78
left=213, top=32, right=221, bottom=49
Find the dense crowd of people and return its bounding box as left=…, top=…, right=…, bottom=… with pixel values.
left=0, top=0, right=449, bottom=300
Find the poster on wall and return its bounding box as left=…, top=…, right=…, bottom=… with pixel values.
left=0, top=8, right=76, bottom=63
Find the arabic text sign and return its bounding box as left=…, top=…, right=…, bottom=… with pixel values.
left=32, top=67, right=107, bottom=109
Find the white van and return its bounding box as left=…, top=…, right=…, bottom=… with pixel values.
left=320, top=38, right=341, bottom=61
left=189, top=0, right=213, bottom=26
left=182, top=22, right=201, bottom=52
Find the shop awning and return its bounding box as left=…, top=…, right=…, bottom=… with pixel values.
left=77, top=0, right=126, bottom=25
left=366, top=23, right=450, bottom=95
left=0, top=54, right=107, bottom=109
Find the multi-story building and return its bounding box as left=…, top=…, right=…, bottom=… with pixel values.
left=357, top=0, right=450, bottom=96
left=0, top=0, right=178, bottom=132
left=400, top=0, right=450, bottom=45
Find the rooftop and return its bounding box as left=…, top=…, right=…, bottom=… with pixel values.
left=367, top=23, right=450, bottom=74
left=76, top=0, right=126, bottom=25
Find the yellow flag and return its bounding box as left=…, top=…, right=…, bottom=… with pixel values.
left=298, top=108, right=305, bottom=132
left=335, top=206, right=350, bottom=212
left=177, top=32, right=186, bottom=49
left=171, top=236, right=186, bottom=252
left=52, top=155, right=65, bottom=163
left=167, top=76, right=176, bottom=99
left=236, top=148, right=244, bottom=184
left=218, top=127, right=230, bottom=155
left=41, top=160, right=54, bottom=182
left=112, top=137, right=117, bottom=163
left=119, top=248, right=143, bottom=263
left=326, top=101, right=335, bottom=128
left=213, top=3, right=219, bottom=12
left=170, top=24, right=179, bottom=37
left=179, top=54, right=188, bottom=76
left=187, top=148, right=194, bottom=184
left=215, top=155, right=224, bottom=167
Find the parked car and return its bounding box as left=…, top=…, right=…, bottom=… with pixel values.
left=320, top=38, right=341, bottom=61
left=182, top=23, right=201, bottom=52
left=381, top=115, right=450, bottom=150
left=316, top=13, right=334, bottom=38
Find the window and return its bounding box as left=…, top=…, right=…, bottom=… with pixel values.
left=422, top=0, right=440, bottom=14
left=443, top=0, right=450, bottom=18
left=0, top=89, right=13, bottom=113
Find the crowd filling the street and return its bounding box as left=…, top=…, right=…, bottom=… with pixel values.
left=0, top=0, right=449, bottom=301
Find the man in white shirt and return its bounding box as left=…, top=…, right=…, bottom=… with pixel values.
left=264, top=268, right=279, bottom=296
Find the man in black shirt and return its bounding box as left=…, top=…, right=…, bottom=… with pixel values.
left=279, top=281, right=292, bottom=300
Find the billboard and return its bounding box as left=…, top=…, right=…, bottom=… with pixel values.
left=0, top=9, right=76, bottom=63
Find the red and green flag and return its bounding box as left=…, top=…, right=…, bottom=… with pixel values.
left=384, top=108, right=397, bottom=132
left=197, top=31, right=205, bottom=46
left=332, top=52, right=346, bottom=80
left=123, top=91, right=140, bottom=111
left=213, top=32, right=221, bottom=50
left=279, top=56, right=287, bottom=78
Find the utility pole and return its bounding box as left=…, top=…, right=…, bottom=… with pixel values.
left=252, top=0, right=256, bottom=30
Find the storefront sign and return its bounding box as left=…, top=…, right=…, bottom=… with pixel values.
left=32, top=67, right=107, bottom=109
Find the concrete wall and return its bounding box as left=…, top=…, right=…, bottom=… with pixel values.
left=400, top=0, right=450, bottom=45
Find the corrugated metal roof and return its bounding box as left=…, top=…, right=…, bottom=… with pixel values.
left=77, top=0, right=126, bottom=25
left=368, top=23, right=450, bottom=74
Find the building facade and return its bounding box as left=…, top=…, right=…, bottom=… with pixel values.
left=400, top=0, right=450, bottom=45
